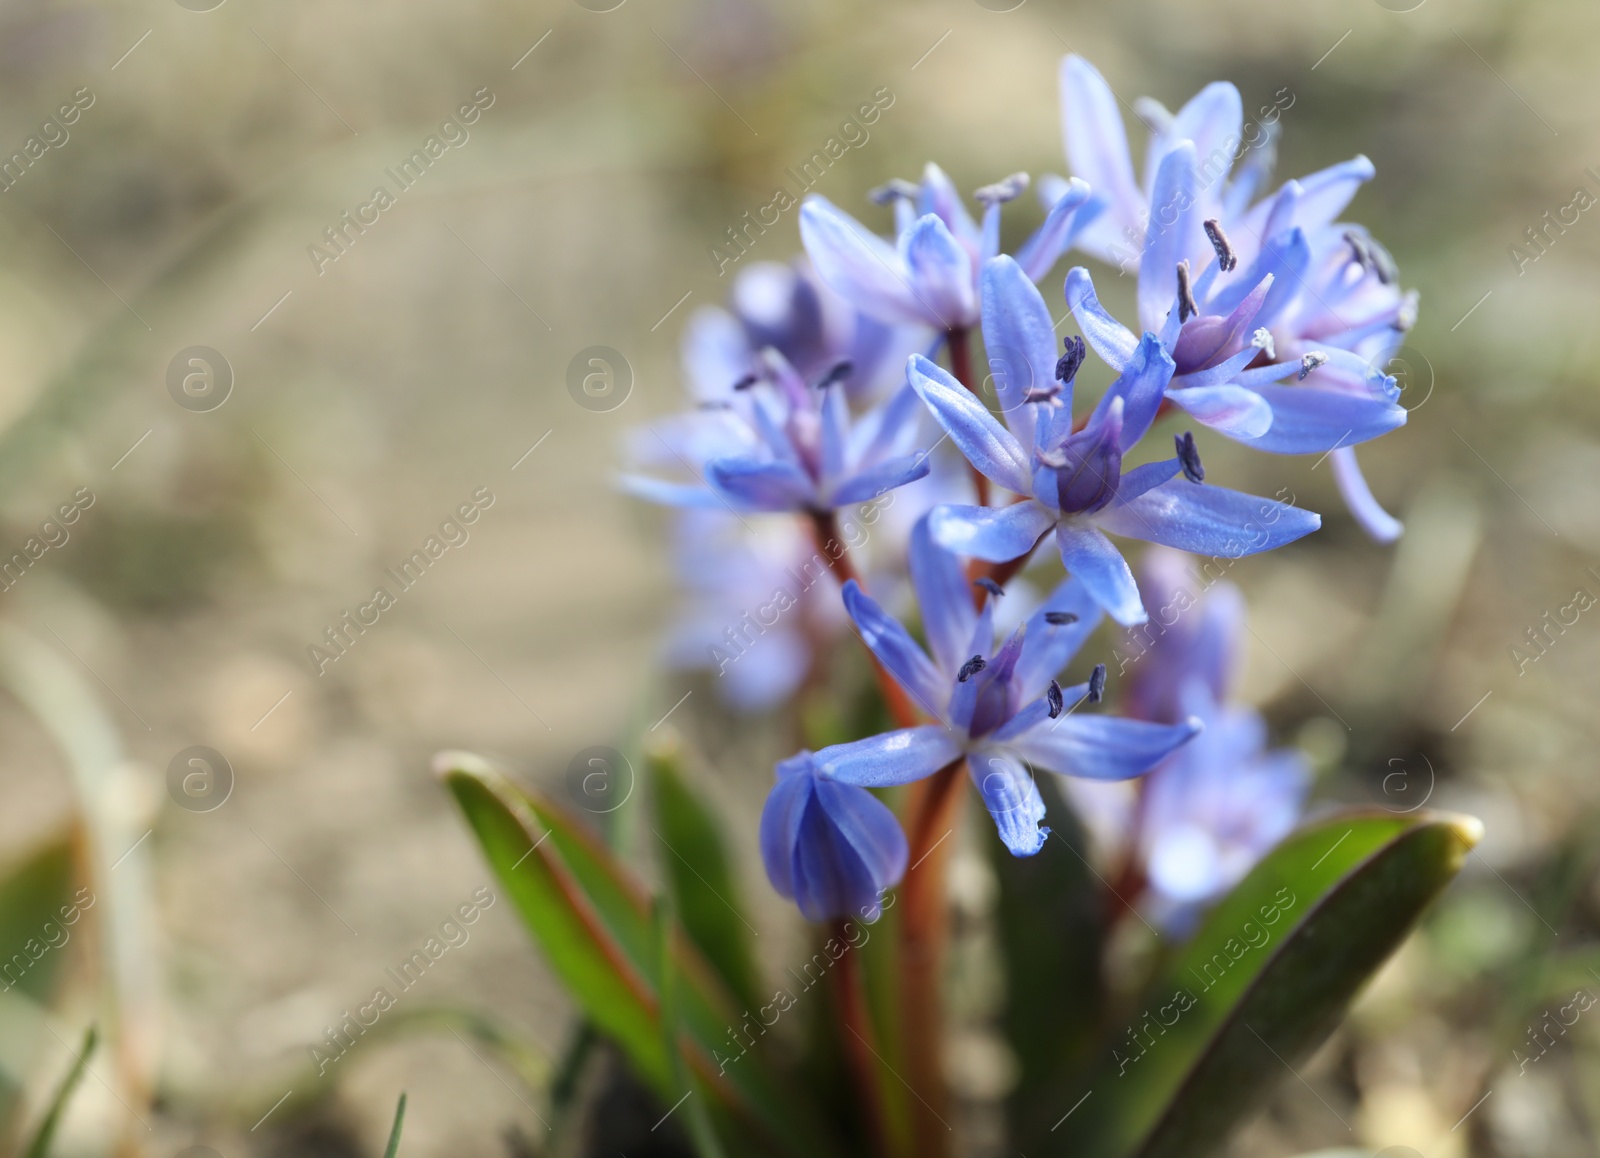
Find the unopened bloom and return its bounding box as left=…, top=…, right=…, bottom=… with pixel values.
left=787, top=517, right=1200, bottom=858
left=1053, top=55, right=1413, bottom=540
left=915, top=255, right=1319, bottom=625
left=760, top=751, right=908, bottom=922
left=799, top=163, right=1098, bottom=331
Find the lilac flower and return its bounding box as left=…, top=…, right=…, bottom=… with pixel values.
left=798, top=163, right=1098, bottom=331
left=1124, top=550, right=1309, bottom=922
left=761, top=751, right=908, bottom=922
left=622, top=345, right=934, bottom=514
left=1052, top=55, right=1413, bottom=541
left=914, top=255, right=1320, bottom=626
left=682, top=258, right=929, bottom=405
left=785, top=517, right=1201, bottom=858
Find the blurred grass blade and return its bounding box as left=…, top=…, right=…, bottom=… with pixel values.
left=22, top=1024, right=96, bottom=1158
left=652, top=897, right=729, bottom=1158
left=0, top=835, right=80, bottom=1141
left=1054, top=809, right=1480, bottom=1158
left=380, top=1094, right=406, bottom=1158
left=437, top=752, right=836, bottom=1158
left=382, top=1092, right=407, bottom=1158
left=648, top=742, right=761, bottom=1010
left=987, top=777, right=1103, bottom=1151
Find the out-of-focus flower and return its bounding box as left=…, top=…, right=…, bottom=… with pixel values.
left=662, top=510, right=842, bottom=712
left=915, top=256, right=1319, bottom=625
left=622, top=347, right=933, bottom=514
left=760, top=750, right=908, bottom=922
left=681, top=257, right=929, bottom=406
left=774, top=517, right=1200, bottom=860
left=1124, top=549, right=1310, bottom=924
left=798, top=163, right=1098, bottom=331
left=1052, top=55, right=1413, bottom=541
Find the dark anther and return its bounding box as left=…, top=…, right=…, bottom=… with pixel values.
left=1203, top=218, right=1237, bottom=272
left=1023, top=384, right=1063, bottom=405
left=974, top=577, right=1004, bottom=599
left=1176, top=260, right=1198, bottom=322
left=957, top=654, right=987, bottom=683
left=1087, top=663, right=1107, bottom=704
left=1044, top=610, right=1080, bottom=626
left=1056, top=335, right=1086, bottom=384
left=1299, top=351, right=1329, bottom=381
left=1344, top=230, right=1372, bottom=271
left=1175, top=431, right=1205, bottom=484
left=1367, top=238, right=1400, bottom=285
left=1047, top=679, right=1065, bottom=719
left=867, top=178, right=919, bottom=206
left=815, top=360, right=854, bottom=389
left=732, top=373, right=761, bottom=391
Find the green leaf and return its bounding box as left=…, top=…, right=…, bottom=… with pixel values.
left=0, top=834, right=80, bottom=1142
left=652, top=897, right=731, bottom=1158
left=987, top=776, right=1104, bottom=1150
left=648, top=743, right=762, bottom=1011
left=440, top=753, right=670, bottom=1091
left=438, top=752, right=837, bottom=1158
left=22, top=1024, right=96, bottom=1158
left=382, top=1091, right=407, bottom=1158
left=1053, top=809, right=1480, bottom=1158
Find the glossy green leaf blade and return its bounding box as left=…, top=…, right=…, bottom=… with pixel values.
left=439, top=754, right=672, bottom=1093
left=649, top=745, right=762, bottom=1011
left=382, top=1091, right=407, bottom=1158
left=987, top=775, right=1104, bottom=1151
left=1055, top=809, right=1480, bottom=1158
left=21, top=1024, right=95, bottom=1158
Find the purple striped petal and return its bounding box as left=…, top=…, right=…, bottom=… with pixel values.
left=1014, top=577, right=1104, bottom=701
left=1331, top=445, right=1403, bottom=543
left=1060, top=56, right=1143, bottom=261
left=706, top=457, right=816, bottom=511
left=1139, top=142, right=1201, bottom=329
left=1015, top=176, right=1095, bottom=282
left=800, top=196, right=924, bottom=326
left=907, top=354, right=1033, bottom=494
left=910, top=514, right=978, bottom=676
left=829, top=452, right=933, bottom=506
left=841, top=579, right=946, bottom=714
left=928, top=501, right=1057, bottom=563
left=1055, top=522, right=1146, bottom=626
left=1064, top=266, right=1140, bottom=370
left=900, top=214, right=976, bottom=329
left=1166, top=384, right=1275, bottom=439
left=1240, top=387, right=1407, bottom=454
left=816, top=726, right=964, bottom=787
left=969, top=750, right=1048, bottom=856
left=1093, top=479, right=1321, bottom=557
left=981, top=255, right=1059, bottom=441
left=1006, top=714, right=1203, bottom=781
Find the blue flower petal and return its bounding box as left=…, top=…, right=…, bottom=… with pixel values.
left=841, top=579, right=947, bottom=715
left=1055, top=522, right=1147, bottom=625
left=812, top=776, right=909, bottom=920
left=1240, top=387, right=1407, bottom=454
left=907, top=354, right=1033, bottom=494
left=1091, top=333, right=1176, bottom=450
left=815, top=725, right=965, bottom=786
left=1059, top=55, right=1143, bottom=263
left=1166, top=384, right=1275, bottom=439
left=1331, top=445, right=1403, bottom=543
left=681, top=306, right=752, bottom=401
left=1006, top=714, right=1203, bottom=781
left=928, top=501, right=1057, bottom=563
left=900, top=214, right=976, bottom=329
left=706, top=456, right=816, bottom=511
left=1167, top=82, right=1243, bottom=187
left=1138, top=142, right=1201, bottom=328
left=1094, top=479, right=1321, bottom=558
left=1064, top=266, right=1140, bottom=370
left=1015, top=176, right=1095, bottom=282
left=1014, top=577, right=1103, bottom=701
left=910, top=514, right=978, bottom=676
left=800, top=196, right=924, bottom=326
left=618, top=474, right=725, bottom=508
left=981, top=255, right=1060, bottom=441
left=829, top=452, right=933, bottom=506
left=968, top=750, right=1047, bottom=856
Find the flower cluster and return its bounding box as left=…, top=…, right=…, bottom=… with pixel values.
left=625, top=56, right=1413, bottom=926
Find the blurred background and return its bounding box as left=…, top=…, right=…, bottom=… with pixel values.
left=0, top=0, right=1596, bottom=1154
